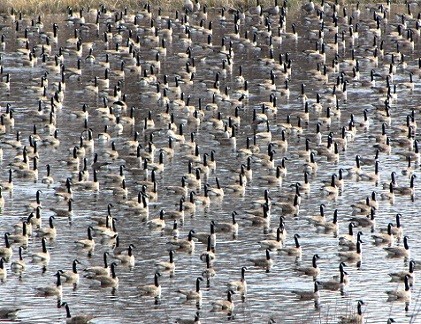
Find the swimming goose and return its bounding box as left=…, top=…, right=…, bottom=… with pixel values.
left=295, top=254, right=321, bottom=277
left=320, top=267, right=348, bottom=291
left=210, top=290, right=235, bottom=313
left=1, top=169, right=13, bottom=191
left=291, top=280, right=320, bottom=301
left=393, top=174, right=416, bottom=196
left=0, top=308, right=20, bottom=320
left=50, top=198, right=73, bottom=218
left=380, top=213, right=403, bottom=240
left=36, top=271, right=62, bottom=298
left=37, top=216, right=57, bottom=239
left=61, top=302, right=94, bottom=324
left=177, top=277, right=204, bottom=302
left=92, top=262, right=119, bottom=288
left=259, top=227, right=284, bottom=250
left=279, top=233, right=302, bottom=257
left=249, top=249, right=273, bottom=272
left=389, top=260, right=415, bottom=285
left=339, top=300, right=364, bottom=324
left=10, top=246, right=26, bottom=272
left=277, top=193, right=300, bottom=217
left=155, top=250, right=176, bottom=274
left=54, top=178, right=73, bottom=201
left=31, top=237, right=50, bottom=264
left=138, top=272, right=162, bottom=299
left=60, top=259, right=81, bottom=285
left=386, top=274, right=411, bottom=302
left=74, top=226, right=95, bottom=250
left=9, top=221, right=29, bottom=246
left=308, top=204, right=327, bottom=225
left=167, top=229, right=195, bottom=253
left=349, top=208, right=376, bottom=228
left=227, top=266, right=247, bottom=297
left=0, top=257, right=6, bottom=281
left=384, top=235, right=410, bottom=258
left=113, top=244, right=135, bottom=267
left=41, top=164, right=54, bottom=185
left=84, top=252, right=110, bottom=277
left=338, top=237, right=362, bottom=263
left=214, top=211, right=239, bottom=236
left=148, top=209, right=166, bottom=229
left=372, top=223, right=395, bottom=245
left=165, top=176, right=188, bottom=197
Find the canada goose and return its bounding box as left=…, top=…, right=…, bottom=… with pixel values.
left=9, top=221, right=29, bottom=246
left=60, top=259, right=81, bottom=285
left=320, top=267, right=348, bottom=291
left=394, top=174, right=416, bottom=196
left=75, top=226, right=95, bottom=251
left=339, top=300, right=364, bottom=324
left=41, top=164, right=54, bottom=185
left=1, top=169, right=13, bottom=191
left=148, top=209, right=166, bottom=229
left=84, top=252, right=110, bottom=277
left=296, top=254, right=321, bottom=277
left=279, top=233, right=302, bottom=257
left=138, top=272, right=162, bottom=299
left=155, top=250, right=176, bottom=274
left=384, top=235, right=410, bottom=258
left=372, top=223, right=395, bottom=245
left=338, top=237, right=362, bottom=263
left=51, top=198, right=73, bottom=218
left=10, top=246, right=25, bottom=272
left=389, top=260, right=415, bottom=285
left=36, top=271, right=62, bottom=298
left=60, top=302, right=94, bottom=324
left=259, top=227, right=284, bottom=250
left=199, top=234, right=216, bottom=262
left=165, top=176, right=188, bottom=197
left=15, top=156, right=38, bottom=180
left=177, top=277, right=204, bottom=302
left=249, top=249, right=273, bottom=272
left=380, top=213, right=404, bottom=241
left=37, top=216, right=57, bottom=239
left=54, top=178, right=73, bottom=201
left=227, top=266, right=247, bottom=297
left=92, top=262, right=119, bottom=288
left=104, top=164, right=125, bottom=184
left=292, top=280, right=320, bottom=301
left=0, top=307, right=20, bottom=319
left=386, top=274, right=411, bottom=302
left=114, top=244, right=135, bottom=267
left=349, top=208, right=376, bottom=228
left=316, top=209, right=339, bottom=233
left=214, top=211, right=239, bottom=236
left=308, top=204, right=327, bottom=225
left=0, top=257, right=6, bottom=280
left=167, top=229, right=195, bottom=253
left=277, top=193, right=300, bottom=217
left=210, top=289, right=235, bottom=313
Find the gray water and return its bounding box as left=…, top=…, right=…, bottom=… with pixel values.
left=0, top=2, right=420, bottom=323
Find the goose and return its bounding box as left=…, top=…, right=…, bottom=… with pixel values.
left=380, top=213, right=403, bottom=241
left=60, top=259, right=81, bottom=285
left=92, top=262, right=119, bottom=288
left=320, top=268, right=348, bottom=291
left=104, top=164, right=125, bottom=184
left=175, top=312, right=201, bottom=324
left=148, top=209, right=166, bottom=229
left=37, top=216, right=57, bottom=239
left=74, top=226, right=95, bottom=250
left=339, top=300, right=364, bottom=324
left=41, top=164, right=54, bottom=185
left=165, top=176, right=188, bottom=197
left=193, top=221, right=216, bottom=246
left=138, top=272, right=162, bottom=299
left=393, top=174, right=416, bottom=196
left=84, top=252, right=110, bottom=277
left=54, top=178, right=73, bottom=201
left=295, top=254, right=321, bottom=277
left=317, top=209, right=339, bottom=233
left=79, top=169, right=99, bottom=192
left=279, top=234, right=302, bottom=256
left=36, top=271, right=62, bottom=298
left=167, top=229, right=195, bottom=253
left=1, top=169, right=13, bottom=191
left=384, top=235, right=410, bottom=258
left=349, top=208, right=376, bottom=228
left=113, top=244, right=135, bottom=267
left=227, top=266, right=247, bottom=297
left=386, top=274, right=411, bottom=302
left=249, top=249, right=273, bottom=272
left=31, top=237, right=50, bottom=264
left=380, top=181, right=395, bottom=203
left=9, top=221, right=29, bottom=246
left=0, top=257, right=6, bottom=281
left=210, top=290, right=235, bottom=313
left=177, top=277, right=204, bottom=302
left=10, top=246, right=26, bottom=272
left=372, top=223, right=395, bottom=245
left=15, top=156, right=38, bottom=180
left=199, top=235, right=216, bottom=262
left=277, top=193, right=300, bottom=217
left=155, top=250, right=176, bottom=274
left=389, top=260, right=415, bottom=285
left=259, top=227, right=284, bottom=250
left=359, top=160, right=380, bottom=183
left=258, top=164, right=283, bottom=186
left=291, top=280, right=320, bottom=301
left=51, top=198, right=73, bottom=218
left=60, top=302, right=94, bottom=324
left=308, top=203, right=327, bottom=225
left=214, top=211, right=239, bottom=236
left=338, top=237, right=362, bottom=263
left=0, top=308, right=20, bottom=320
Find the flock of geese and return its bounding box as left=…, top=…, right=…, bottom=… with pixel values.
left=0, top=0, right=420, bottom=323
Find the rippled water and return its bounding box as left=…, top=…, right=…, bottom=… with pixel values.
left=0, top=2, right=420, bottom=323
